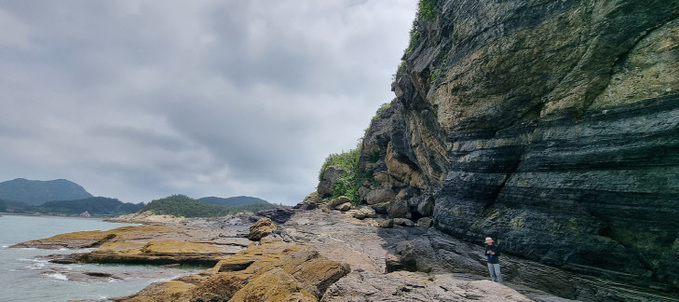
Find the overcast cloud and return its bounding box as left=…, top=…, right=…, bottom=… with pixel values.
left=0, top=0, right=417, bottom=205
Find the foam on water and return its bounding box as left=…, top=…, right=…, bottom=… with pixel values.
left=0, top=215, right=176, bottom=302
left=43, top=272, right=69, bottom=281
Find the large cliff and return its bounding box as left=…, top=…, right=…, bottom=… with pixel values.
left=322, top=0, right=679, bottom=298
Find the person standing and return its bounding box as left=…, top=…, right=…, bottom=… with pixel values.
left=485, top=237, right=503, bottom=283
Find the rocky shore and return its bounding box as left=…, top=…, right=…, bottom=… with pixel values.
left=13, top=206, right=577, bottom=302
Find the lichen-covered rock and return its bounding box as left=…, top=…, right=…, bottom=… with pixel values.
left=349, top=206, right=376, bottom=219
left=11, top=225, right=180, bottom=249
left=248, top=217, right=276, bottom=241
left=377, top=219, right=394, bottom=228
left=393, top=218, right=414, bottom=227
left=328, top=196, right=352, bottom=208
left=229, top=268, right=317, bottom=301
left=118, top=242, right=351, bottom=302
left=334, top=202, right=352, bottom=212
left=416, top=217, right=433, bottom=228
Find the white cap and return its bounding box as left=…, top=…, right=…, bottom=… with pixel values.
left=485, top=237, right=494, bottom=242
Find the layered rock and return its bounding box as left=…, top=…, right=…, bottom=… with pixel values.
left=15, top=224, right=248, bottom=266
left=115, top=241, right=351, bottom=302
left=342, top=0, right=679, bottom=297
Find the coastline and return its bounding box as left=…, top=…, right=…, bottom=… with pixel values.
left=0, top=212, right=112, bottom=220
left=9, top=207, right=562, bottom=302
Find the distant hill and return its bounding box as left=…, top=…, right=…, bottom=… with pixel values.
left=0, top=178, right=93, bottom=206
left=199, top=196, right=270, bottom=207
left=141, top=195, right=278, bottom=218
left=33, top=197, right=143, bottom=217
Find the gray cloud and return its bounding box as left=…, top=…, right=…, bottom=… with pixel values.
left=0, top=0, right=417, bottom=205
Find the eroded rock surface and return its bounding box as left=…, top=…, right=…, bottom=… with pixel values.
left=332, top=0, right=679, bottom=296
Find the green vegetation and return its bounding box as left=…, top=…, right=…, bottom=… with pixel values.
left=404, top=0, right=439, bottom=59
left=318, top=149, right=361, bottom=182
left=397, top=61, right=407, bottom=75
left=0, top=199, right=6, bottom=211
left=417, top=0, right=438, bottom=22
left=199, top=196, right=269, bottom=207
left=141, top=195, right=277, bottom=218
left=429, top=69, right=441, bottom=84
left=372, top=102, right=392, bottom=122
left=33, top=197, right=143, bottom=217
left=3, top=197, right=142, bottom=217
left=0, top=178, right=92, bottom=206
left=318, top=148, right=375, bottom=203
left=304, top=192, right=319, bottom=201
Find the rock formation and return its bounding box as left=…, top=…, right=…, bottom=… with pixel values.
left=318, top=0, right=679, bottom=299
left=248, top=217, right=276, bottom=241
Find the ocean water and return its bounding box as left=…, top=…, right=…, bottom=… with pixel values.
left=0, top=215, right=200, bottom=302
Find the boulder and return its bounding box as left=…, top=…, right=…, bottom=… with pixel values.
left=416, top=195, right=434, bottom=217
left=120, top=243, right=351, bottom=302
left=387, top=200, right=409, bottom=218
left=393, top=218, right=414, bottom=227
left=248, top=218, right=276, bottom=241
left=378, top=219, right=394, bottom=228
left=329, top=196, right=352, bottom=208
left=334, top=202, right=352, bottom=212
left=350, top=207, right=376, bottom=219
left=417, top=217, right=433, bottom=228
left=365, top=188, right=396, bottom=205
left=370, top=202, right=389, bottom=214
left=317, top=165, right=347, bottom=197
left=385, top=254, right=404, bottom=273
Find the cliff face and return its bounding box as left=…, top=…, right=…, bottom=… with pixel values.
left=356, top=0, right=679, bottom=293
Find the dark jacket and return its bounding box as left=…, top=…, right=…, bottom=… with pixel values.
left=485, top=244, right=500, bottom=264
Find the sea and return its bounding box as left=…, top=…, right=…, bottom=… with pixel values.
left=0, top=215, right=200, bottom=302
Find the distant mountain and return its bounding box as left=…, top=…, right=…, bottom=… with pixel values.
left=0, top=178, right=93, bottom=206
left=141, top=195, right=277, bottom=218
left=35, top=197, right=143, bottom=217
left=199, top=196, right=270, bottom=207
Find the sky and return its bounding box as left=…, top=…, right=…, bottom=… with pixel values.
left=0, top=0, right=418, bottom=205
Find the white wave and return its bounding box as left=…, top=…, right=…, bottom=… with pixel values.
left=28, top=262, right=46, bottom=269
left=43, top=272, right=68, bottom=281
